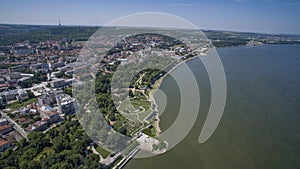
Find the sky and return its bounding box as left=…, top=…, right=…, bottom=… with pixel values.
left=0, top=0, right=300, bottom=34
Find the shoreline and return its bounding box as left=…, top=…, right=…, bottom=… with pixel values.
left=148, top=90, right=161, bottom=134
left=149, top=50, right=211, bottom=135
left=147, top=43, right=282, bottom=136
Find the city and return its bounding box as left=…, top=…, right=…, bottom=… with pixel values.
left=0, top=0, right=300, bottom=169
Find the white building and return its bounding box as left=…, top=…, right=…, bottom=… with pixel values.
left=50, top=79, right=65, bottom=88
left=56, top=94, right=77, bottom=115
left=16, top=89, right=29, bottom=101
left=0, top=118, right=8, bottom=126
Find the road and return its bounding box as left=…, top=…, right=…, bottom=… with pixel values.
left=0, top=111, right=28, bottom=140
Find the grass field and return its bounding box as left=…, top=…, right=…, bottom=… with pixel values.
left=96, top=145, right=111, bottom=159
left=6, top=97, right=38, bottom=112
left=131, top=99, right=150, bottom=110
left=142, top=126, right=156, bottom=137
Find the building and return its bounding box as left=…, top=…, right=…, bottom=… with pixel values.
left=65, top=70, right=74, bottom=76
left=25, top=118, right=49, bottom=132
left=7, top=80, right=18, bottom=87
left=0, top=139, right=10, bottom=152
left=0, top=96, right=6, bottom=106
left=1, top=90, right=18, bottom=102
left=60, top=100, right=77, bottom=115
left=65, top=78, right=76, bottom=86
left=9, top=64, right=28, bottom=73
left=0, top=46, right=11, bottom=53
left=16, top=89, right=29, bottom=101
left=4, top=72, right=21, bottom=81
left=30, top=63, right=42, bottom=72
left=38, top=105, right=61, bottom=123
left=19, top=106, right=30, bottom=115
left=56, top=94, right=77, bottom=115
left=59, top=65, right=73, bottom=72
left=0, top=124, right=13, bottom=135
left=74, top=65, right=89, bottom=73
left=52, top=61, right=65, bottom=68
left=0, top=84, right=8, bottom=92
left=0, top=78, right=8, bottom=92
left=38, top=91, right=57, bottom=105
left=12, top=45, right=34, bottom=55
left=50, top=79, right=65, bottom=88
left=0, top=78, right=5, bottom=84
left=30, top=63, right=50, bottom=73
left=49, top=55, right=60, bottom=62
left=18, top=76, right=33, bottom=83
left=0, top=118, right=8, bottom=126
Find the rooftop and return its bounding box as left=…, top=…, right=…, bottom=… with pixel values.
left=0, top=118, right=8, bottom=123
left=0, top=138, right=9, bottom=147
left=26, top=118, right=49, bottom=131
left=0, top=124, right=12, bottom=131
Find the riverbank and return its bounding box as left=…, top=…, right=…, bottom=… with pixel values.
left=125, top=44, right=300, bottom=169
left=148, top=90, right=161, bottom=135
left=149, top=48, right=212, bottom=135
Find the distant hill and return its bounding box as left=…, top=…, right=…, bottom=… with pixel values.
left=0, top=24, right=99, bottom=45
left=0, top=24, right=299, bottom=47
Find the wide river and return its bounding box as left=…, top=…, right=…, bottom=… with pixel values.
left=125, top=44, right=300, bottom=169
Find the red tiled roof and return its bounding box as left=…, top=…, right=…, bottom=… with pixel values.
left=0, top=138, right=8, bottom=147
left=0, top=84, right=8, bottom=87
left=0, top=124, right=12, bottom=131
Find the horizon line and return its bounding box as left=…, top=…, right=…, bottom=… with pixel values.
left=0, top=22, right=299, bottom=36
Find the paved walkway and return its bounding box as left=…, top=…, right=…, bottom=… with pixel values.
left=90, top=145, right=121, bottom=166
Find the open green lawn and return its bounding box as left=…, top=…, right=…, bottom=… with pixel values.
left=96, top=145, right=111, bottom=159
left=142, top=126, right=156, bottom=137
left=131, top=99, right=150, bottom=110
left=6, top=97, right=38, bottom=112
left=134, top=92, right=147, bottom=100
left=120, top=112, right=139, bottom=123
left=126, top=121, right=143, bottom=135
left=138, top=109, right=152, bottom=121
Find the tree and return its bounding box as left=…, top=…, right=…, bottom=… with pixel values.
left=27, top=132, right=51, bottom=152
left=128, top=89, right=134, bottom=98
left=52, top=136, right=70, bottom=153
left=118, top=126, right=127, bottom=135
left=83, top=154, right=101, bottom=169
left=49, top=162, right=72, bottom=169
left=40, top=153, right=61, bottom=169
left=0, top=119, right=96, bottom=169
left=34, top=147, right=55, bottom=162
left=20, top=148, right=38, bottom=162
left=26, top=90, right=35, bottom=98
left=108, top=113, right=116, bottom=121
left=19, top=160, right=40, bottom=169
left=63, top=86, right=72, bottom=96
left=8, top=85, right=16, bottom=90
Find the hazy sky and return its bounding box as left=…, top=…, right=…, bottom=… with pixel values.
left=0, top=0, right=300, bottom=34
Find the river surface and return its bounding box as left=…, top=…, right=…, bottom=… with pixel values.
left=125, top=44, right=300, bottom=169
